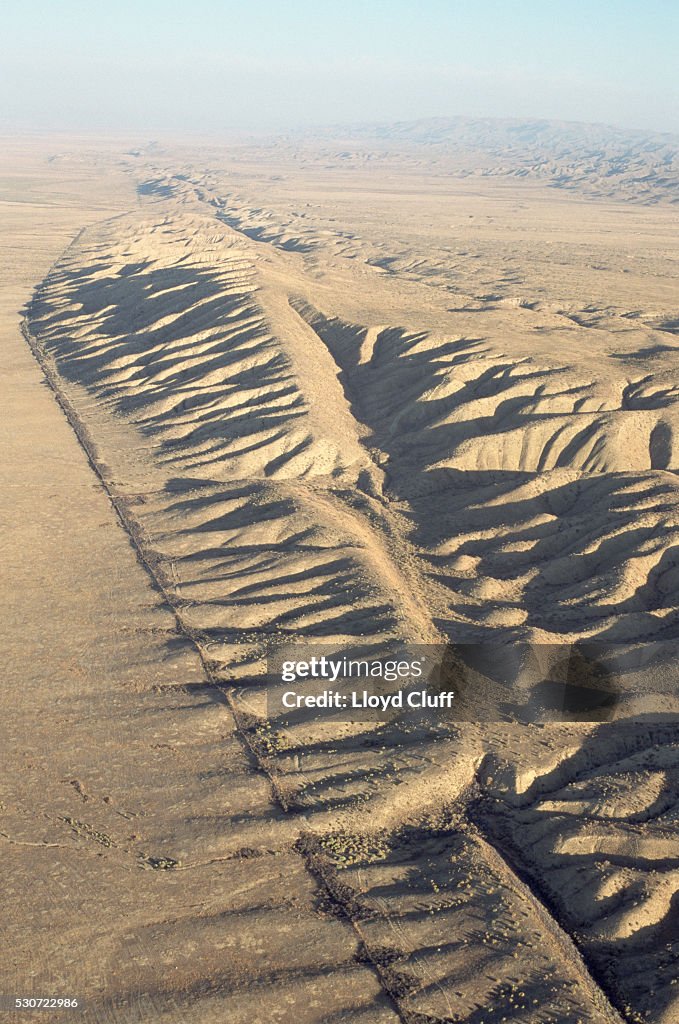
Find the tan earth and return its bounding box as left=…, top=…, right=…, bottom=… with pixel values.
left=1, top=123, right=678, bottom=1024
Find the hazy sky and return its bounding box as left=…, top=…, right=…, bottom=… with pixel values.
left=2, top=0, right=677, bottom=134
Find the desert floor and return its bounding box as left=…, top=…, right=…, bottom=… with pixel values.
left=1, top=129, right=678, bottom=1024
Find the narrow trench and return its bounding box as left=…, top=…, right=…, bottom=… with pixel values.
left=468, top=796, right=630, bottom=1024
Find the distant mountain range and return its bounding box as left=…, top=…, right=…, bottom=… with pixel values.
left=277, top=116, right=679, bottom=204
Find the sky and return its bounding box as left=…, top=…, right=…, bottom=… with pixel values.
left=1, top=0, right=678, bottom=135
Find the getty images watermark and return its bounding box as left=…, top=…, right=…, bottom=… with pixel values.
left=265, top=642, right=679, bottom=724
left=278, top=652, right=454, bottom=712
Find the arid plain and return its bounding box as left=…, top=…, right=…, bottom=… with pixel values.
left=1, top=121, right=678, bottom=1023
